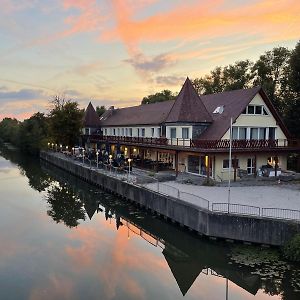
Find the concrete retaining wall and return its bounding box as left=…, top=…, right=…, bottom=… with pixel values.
left=40, top=151, right=300, bottom=246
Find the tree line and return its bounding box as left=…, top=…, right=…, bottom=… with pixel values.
left=142, top=41, right=300, bottom=138
left=0, top=97, right=84, bottom=155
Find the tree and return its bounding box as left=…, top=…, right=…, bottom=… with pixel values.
left=48, top=96, right=84, bottom=146
left=0, top=117, right=19, bottom=144
left=141, top=90, right=176, bottom=104
left=289, top=40, right=300, bottom=97
left=252, top=47, right=291, bottom=111
left=18, top=112, right=48, bottom=155
left=96, top=105, right=106, bottom=117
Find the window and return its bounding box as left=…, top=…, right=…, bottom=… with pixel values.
left=125, top=128, right=128, bottom=136
left=239, top=127, right=247, bottom=139
left=170, top=128, right=176, bottom=139
left=137, top=128, right=140, bottom=137
left=104, top=128, right=107, bottom=135
left=129, top=128, right=132, bottom=137
left=117, top=128, right=120, bottom=136
left=182, top=128, right=189, bottom=139
left=121, top=128, right=124, bottom=136
left=247, top=105, right=255, bottom=114
left=223, top=159, right=239, bottom=169
left=232, top=127, right=238, bottom=139
left=141, top=128, right=145, bottom=137
left=151, top=128, right=155, bottom=137
left=247, top=158, right=255, bottom=174
left=259, top=128, right=266, bottom=140
left=269, top=127, right=276, bottom=140
left=113, top=128, right=116, bottom=136
left=157, top=127, right=161, bottom=137
left=250, top=128, right=258, bottom=139
left=263, top=107, right=269, bottom=115
left=85, top=128, right=90, bottom=135
left=255, top=106, right=262, bottom=114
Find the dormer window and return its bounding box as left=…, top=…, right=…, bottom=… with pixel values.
left=242, top=105, right=269, bottom=116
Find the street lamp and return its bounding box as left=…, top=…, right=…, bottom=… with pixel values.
left=51, top=143, right=54, bottom=150
left=96, top=151, right=99, bottom=168
left=66, top=146, right=68, bottom=152
left=72, top=147, right=74, bottom=156
left=109, top=154, right=113, bottom=173
left=82, top=149, right=85, bottom=164
left=47, top=142, right=50, bottom=149
left=55, top=144, right=58, bottom=152
left=128, top=158, right=132, bottom=177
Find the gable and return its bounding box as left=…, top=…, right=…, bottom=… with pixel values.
left=222, top=93, right=287, bottom=139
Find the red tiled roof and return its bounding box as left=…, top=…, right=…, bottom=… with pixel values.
left=84, top=102, right=101, bottom=127
left=165, top=77, right=212, bottom=123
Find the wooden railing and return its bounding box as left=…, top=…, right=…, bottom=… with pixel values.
left=85, top=134, right=300, bottom=150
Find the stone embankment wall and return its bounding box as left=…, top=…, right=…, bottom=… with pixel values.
left=40, top=151, right=300, bottom=246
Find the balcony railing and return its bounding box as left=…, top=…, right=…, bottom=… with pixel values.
left=85, top=134, right=300, bottom=151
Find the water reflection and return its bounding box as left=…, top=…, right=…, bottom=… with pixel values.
left=1, top=146, right=300, bottom=300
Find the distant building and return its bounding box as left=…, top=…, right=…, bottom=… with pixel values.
left=82, top=78, right=300, bottom=181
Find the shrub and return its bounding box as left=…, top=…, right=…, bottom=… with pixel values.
left=283, top=234, right=300, bottom=262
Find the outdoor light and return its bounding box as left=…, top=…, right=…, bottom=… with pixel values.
left=66, top=146, right=68, bottom=150
left=72, top=147, right=74, bottom=155
left=47, top=142, right=50, bottom=148
left=55, top=144, right=58, bottom=151
left=82, top=149, right=85, bottom=164
left=51, top=143, right=54, bottom=149
left=60, top=144, right=62, bottom=150
left=96, top=151, right=99, bottom=168
left=128, top=158, right=132, bottom=177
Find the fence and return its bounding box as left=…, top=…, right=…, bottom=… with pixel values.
left=54, top=152, right=300, bottom=222
left=212, top=203, right=261, bottom=216
left=262, top=208, right=300, bottom=221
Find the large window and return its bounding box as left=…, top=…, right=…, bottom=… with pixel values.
left=129, top=128, right=133, bottom=137
left=182, top=128, right=189, bottom=139
left=247, top=158, right=255, bottom=174
left=232, top=127, right=247, bottom=139
left=242, top=105, right=269, bottom=115
left=170, top=128, right=176, bottom=139
left=141, top=128, right=145, bottom=137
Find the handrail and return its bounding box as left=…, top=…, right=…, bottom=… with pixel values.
left=86, top=135, right=300, bottom=150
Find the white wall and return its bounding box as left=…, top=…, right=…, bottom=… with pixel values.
left=102, top=126, right=161, bottom=138
left=222, top=93, right=287, bottom=142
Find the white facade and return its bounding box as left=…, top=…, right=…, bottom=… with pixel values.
left=102, top=125, right=161, bottom=138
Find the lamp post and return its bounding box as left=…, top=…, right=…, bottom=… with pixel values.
left=109, top=154, right=113, bottom=173
left=82, top=149, right=85, bottom=164
left=47, top=142, right=50, bottom=149
left=60, top=144, right=62, bottom=152
left=51, top=143, right=54, bottom=150
left=128, top=158, right=132, bottom=178
left=96, top=151, right=99, bottom=168
left=55, top=144, right=58, bottom=152
left=72, top=147, right=74, bottom=156
left=66, top=146, right=68, bottom=152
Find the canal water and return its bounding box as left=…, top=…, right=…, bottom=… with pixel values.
left=0, top=146, right=300, bottom=300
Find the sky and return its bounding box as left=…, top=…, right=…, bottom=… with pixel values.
left=0, top=0, right=300, bottom=120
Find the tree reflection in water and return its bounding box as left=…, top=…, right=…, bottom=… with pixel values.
left=45, top=181, right=86, bottom=228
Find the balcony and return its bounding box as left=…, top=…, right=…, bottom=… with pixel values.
left=84, top=134, right=300, bottom=152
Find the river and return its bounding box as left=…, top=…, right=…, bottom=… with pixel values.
left=0, top=145, right=299, bottom=300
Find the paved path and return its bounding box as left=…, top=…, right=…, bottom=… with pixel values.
left=146, top=181, right=300, bottom=211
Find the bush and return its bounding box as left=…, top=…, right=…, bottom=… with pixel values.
left=283, top=234, right=300, bottom=262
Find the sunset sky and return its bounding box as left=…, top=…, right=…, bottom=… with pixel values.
left=0, top=0, right=300, bottom=120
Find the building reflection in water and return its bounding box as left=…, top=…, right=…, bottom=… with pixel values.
left=1, top=145, right=299, bottom=300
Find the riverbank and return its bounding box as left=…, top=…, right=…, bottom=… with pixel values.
left=40, top=150, right=300, bottom=246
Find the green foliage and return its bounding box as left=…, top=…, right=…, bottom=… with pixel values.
left=283, top=234, right=300, bottom=262
left=141, top=89, right=176, bottom=105
left=48, top=96, right=84, bottom=146
left=289, top=41, right=300, bottom=97
left=0, top=118, right=20, bottom=144
left=18, top=112, right=48, bottom=155
left=192, top=41, right=300, bottom=138
left=96, top=105, right=106, bottom=117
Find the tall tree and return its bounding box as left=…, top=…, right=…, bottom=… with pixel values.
left=252, top=47, right=291, bottom=111
left=18, top=112, right=48, bottom=155
left=141, top=90, right=176, bottom=104
left=0, top=118, right=19, bottom=144
left=48, top=96, right=84, bottom=146
left=289, top=40, right=300, bottom=97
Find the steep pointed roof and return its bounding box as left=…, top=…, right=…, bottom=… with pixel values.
left=84, top=102, right=101, bottom=127
left=165, top=77, right=213, bottom=123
